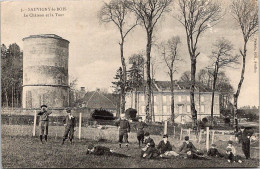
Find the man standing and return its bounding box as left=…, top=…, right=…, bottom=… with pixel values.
left=115, top=113, right=130, bottom=148
left=62, top=108, right=76, bottom=145
left=134, top=117, right=148, bottom=147
left=238, top=126, right=251, bottom=159
left=38, top=105, right=52, bottom=144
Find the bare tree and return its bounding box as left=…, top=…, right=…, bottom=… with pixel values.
left=208, top=37, right=239, bottom=125
left=176, top=0, right=222, bottom=129
left=160, top=36, right=181, bottom=123
left=99, top=0, right=138, bottom=115
left=129, top=0, right=173, bottom=122
left=231, top=0, right=258, bottom=132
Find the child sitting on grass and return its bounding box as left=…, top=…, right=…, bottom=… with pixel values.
left=86, top=144, right=130, bottom=157
left=207, top=144, right=223, bottom=157
left=225, top=140, right=242, bottom=163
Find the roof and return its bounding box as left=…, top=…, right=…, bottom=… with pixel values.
left=22, top=34, right=69, bottom=43
left=81, top=90, right=117, bottom=110
left=135, top=80, right=212, bottom=92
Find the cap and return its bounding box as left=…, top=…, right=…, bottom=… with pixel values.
left=240, top=126, right=245, bottom=129
left=184, top=136, right=189, bottom=141
left=228, top=140, right=233, bottom=144
left=88, top=144, right=94, bottom=149
left=211, top=144, right=216, bottom=147
left=66, top=107, right=71, bottom=113
left=144, top=132, right=150, bottom=136
left=163, top=134, right=168, bottom=138
left=41, top=105, right=47, bottom=108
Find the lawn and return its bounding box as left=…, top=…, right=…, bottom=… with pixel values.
left=1, top=135, right=259, bottom=168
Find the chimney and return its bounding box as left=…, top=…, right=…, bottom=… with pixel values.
left=80, top=87, right=85, bottom=92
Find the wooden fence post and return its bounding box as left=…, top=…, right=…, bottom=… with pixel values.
left=206, top=127, right=210, bottom=151
left=79, top=112, right=82, bottom=139
left=188, top=128, right=191, bottom=139
left=33, top=110, right=37, bottom=136
left=173, top=126, right=176, bottom=138
left=164, top=120, right=168, bottom=135
left=211, top=130, right=215, bottom=145
left=180, top=127, right=183, bottom=140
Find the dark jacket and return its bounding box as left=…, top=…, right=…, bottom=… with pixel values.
left=134, top=122, right=148, bottom=135
left=63, top=115, right=76, bottom=128
left=89, top=146, right=111, bottom=155
left=115, top=119, right=130, bottom=132
left=207, top=148, right=222, bottom=157
left=179, top=141, right=197, bottom=153
left=157, top=140, right=173, bottom=154
left=144, top=137, right=155, bottom=147
left=38, top=110, right=52, bottom=121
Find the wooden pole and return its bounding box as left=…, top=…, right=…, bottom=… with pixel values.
left=206, top=127, right=209, bottom=151
left=79, top=112, right=82, bottom=139
left=33, top=110, right=37, bottom=136
left=173, top=126, right=176, bottom=138
left=164, top=120, right=167, bottom=135
left=198, top=130, right=202, bottom=143
left=211, top=130, right=215, bottom=145
left=188, top=128, right=191, bottom=139
left=180, top=127, right=183, bottom=140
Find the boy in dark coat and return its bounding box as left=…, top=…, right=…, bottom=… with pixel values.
left=207, top=144, right=223, bottom=157
left=179, top=136, right=206, bottom=159
left=37, top=105, right=52, bottom=143
left=141, top=132, right=159, bottom=159
left=157, top=134, right=179, bottom=157
left=237, top=126, right=252, bottom=159
left=115, top=113, right=131, bottom=148
left=134, top=117, right=148, bottom=147
left=62, top=108, right=76, bottom=145
left=86, top=144, right=130, bottom=157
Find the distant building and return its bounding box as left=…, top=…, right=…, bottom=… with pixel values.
left=125, top=80, right=220, bottom=123
left=22, top=34, right=69, bottom=109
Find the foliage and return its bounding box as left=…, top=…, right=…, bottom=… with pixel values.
left=91, top=109, right=115, bottom=120
left=1, top=43, right=23, bottom=107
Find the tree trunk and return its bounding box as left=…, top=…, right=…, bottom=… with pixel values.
left=190, top=58, right=197, bottom=129
left=120, top=39, right=126, bottom=115
left=5, top=89, right=9, bottom=107
left=234, top=42, right=247, bottom=132
left=211, top=63, right=219, bottom=126
left=145, top=32, right=152, bottom=122
left=135, top=88, right=138, bottom=110
left=170, top=70, right=175, bottom=123
left=11, top=84, right=14, bottom=110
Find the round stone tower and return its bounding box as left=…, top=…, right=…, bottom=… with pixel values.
left=22, top=34, right=69, bottom=109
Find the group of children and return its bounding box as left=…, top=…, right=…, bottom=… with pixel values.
left=37, top=107, right=247, bottom=163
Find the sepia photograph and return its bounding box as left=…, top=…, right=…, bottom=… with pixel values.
left=1, top=0, right=259, bottom=168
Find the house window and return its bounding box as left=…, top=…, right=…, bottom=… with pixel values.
left=201, top=105, right=205, bottom=113
left=141, top=95, right=144, bottom=102
left=141, top=106, right=146, bottom=114
left=153, top=95, right=157, bottom=102
left=187, top=105, right=191, bottom=113
left=178, top=96, right=182, bottom=102
left=201, top=96, right=204, bottom=102
left=163, top=95, right=167, bottom=103
left=163, top=106, right=167, bottom=114
left=154, top=106, right=158, bottom=114
left=187, top=95, right=190, bottom=102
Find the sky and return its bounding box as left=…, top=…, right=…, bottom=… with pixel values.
left=1, top=0, right=259, bottom=108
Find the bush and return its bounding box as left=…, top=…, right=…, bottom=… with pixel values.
left=91, top=109, right=115, bottom=120
left=125, top=108, right=137, bottom=120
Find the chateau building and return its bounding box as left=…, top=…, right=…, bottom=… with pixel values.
left=125, top=81, right=220, bottom=123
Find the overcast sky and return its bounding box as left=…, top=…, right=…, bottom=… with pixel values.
left=1, top=0, right=259, bottom=107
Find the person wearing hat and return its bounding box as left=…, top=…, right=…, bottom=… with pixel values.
left=86, top=144, right=130, bottom=157
left=157, top=134, right=179, bottom=158
left=37, top=105, right=52, bottom=143
left=237, top=126, right=252, bottom=159
left=134, top=117, right=148, bottom=147
left=225, top=140, right=242, bottom=163
left=207, top=144, right=223, bottom=157
left=62, top=108, right=76, bottom=145
left=140, top=132, right=159, bottom=159
left=114, top=113, right=131, bottom=148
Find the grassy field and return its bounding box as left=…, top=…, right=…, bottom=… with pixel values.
left=1, top=134, right=260, bottom=168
